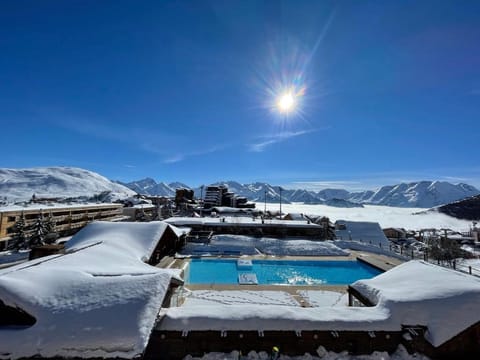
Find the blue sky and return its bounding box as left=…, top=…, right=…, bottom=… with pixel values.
left=1, top=0, right=479, bottom=190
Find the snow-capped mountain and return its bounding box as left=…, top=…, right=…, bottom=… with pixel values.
left=348, top=181, right=480, bottom=208
left=317, top=189, right=350, bottom=201
left=5, top=168, right=475, bottom=209
left=0, top=167, right=136, bottom=202
left=123, top=178, right=479, bottom=208
left=120, top=179, right=191, bottom=197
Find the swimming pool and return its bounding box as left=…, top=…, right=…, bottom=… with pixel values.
left=186, top=259, right=382, bottom=285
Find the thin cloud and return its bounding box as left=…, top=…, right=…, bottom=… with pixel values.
left=162, top=145, right=227, bottom=164
left=248, top=129, right=316, bottom=152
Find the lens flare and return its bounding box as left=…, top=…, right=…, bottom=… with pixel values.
left=277, top=92, right=295, bottom=113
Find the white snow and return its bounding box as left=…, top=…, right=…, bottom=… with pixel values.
left=0, top=166, right=136, bottom=202
left=260, top=203, right=473, bottom=231
left=351, top=260, right=480, bottom=347
left=181, top=290, right=299, bottom=307
left=456, top=258, right=480, bottom=276
left=298, top=290, right=346, bottom=307
left=335, top=220, right=389, bottom=247
left=0, top=221, right=182, bottom=359
left=166, top=216, right=323, bottom=229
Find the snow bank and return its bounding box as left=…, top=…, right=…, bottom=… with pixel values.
left=351, top=260, right=480, bottom=347
left=0, top=221, right=182, bottom=359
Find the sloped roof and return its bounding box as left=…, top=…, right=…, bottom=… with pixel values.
left=335, top=220, right=389, bottom=246
left=0, top=221, right=182, bottom=359
left=351, top=260, right=480, bottom=347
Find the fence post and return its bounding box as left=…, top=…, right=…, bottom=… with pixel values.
left=469, top=266, right=472, bottom=275
left=453, top=259, right=456, bottom=270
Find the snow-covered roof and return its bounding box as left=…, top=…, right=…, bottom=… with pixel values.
left=0, top=221, right=182, bottom=359
left=335, top=220, right=389, bottom=246
left=165, top=216, right=321, bottom=228
left=351, top=260, right=480, bottom=346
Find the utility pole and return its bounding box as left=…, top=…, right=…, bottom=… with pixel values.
left=200, top=185, right=204, bottom=217
left=264, top=189, right=267, bottom=214
left=279, top=187, right=282, bottom=219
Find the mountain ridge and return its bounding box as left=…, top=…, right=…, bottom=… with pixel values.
left=121, top=178, right=480, bottom=208
left=0, top=167, right=477, bottom=209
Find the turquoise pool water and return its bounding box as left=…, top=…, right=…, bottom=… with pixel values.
left=186, top=259, right=382, bottom=285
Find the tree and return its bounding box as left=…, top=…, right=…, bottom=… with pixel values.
left=43, top=212, right=58, bottom=244
left=30, top=211, right=47, bottom=247
left=8, top=212, right=28, bottom=250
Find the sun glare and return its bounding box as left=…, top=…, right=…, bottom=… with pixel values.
left=277, top=92, right=296, bottom=113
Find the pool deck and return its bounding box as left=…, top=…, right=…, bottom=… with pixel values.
left=160, top=252, right=404, bottom=306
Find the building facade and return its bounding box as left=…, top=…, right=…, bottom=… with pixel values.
left=0, top=203, right=124, bottom=250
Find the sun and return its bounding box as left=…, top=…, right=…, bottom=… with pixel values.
left=277, top=92, right=296, bottom=113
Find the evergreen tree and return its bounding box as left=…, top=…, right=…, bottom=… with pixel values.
left=44, top=212, right=59, bottom=244
left=30, top=211, right=47, bottom=247
left=8, top=212, right=28, bottom=250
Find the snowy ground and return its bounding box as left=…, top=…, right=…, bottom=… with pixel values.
left=456, top=258, right=480, bottom=276
left=298, top=290, right=347, bottom=307
left=184, top=345, right=430, bottom=360
left=181, top=290, right=300, bottom=307
left=259, top=203, right=473, bottom=231
left=180, top=290, right=346, bottom=308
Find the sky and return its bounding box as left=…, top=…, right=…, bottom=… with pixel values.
left=1, top=0, right=479, bottom=191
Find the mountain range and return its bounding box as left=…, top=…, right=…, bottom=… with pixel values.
left=0, top=167, right=478, bottom=209
left=120, top=178, right=480, bottom=208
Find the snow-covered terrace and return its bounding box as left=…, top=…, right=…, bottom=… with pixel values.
left=0, top=221, right=182, bottom=359
left=157, top=261, right=480, bottom=350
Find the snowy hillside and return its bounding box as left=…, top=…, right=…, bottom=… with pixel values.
left=0, top=167, right=136, bottom=202
left=123, top=178, right=478, bottom=208
left=435, top=194, right=480, bottom=220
